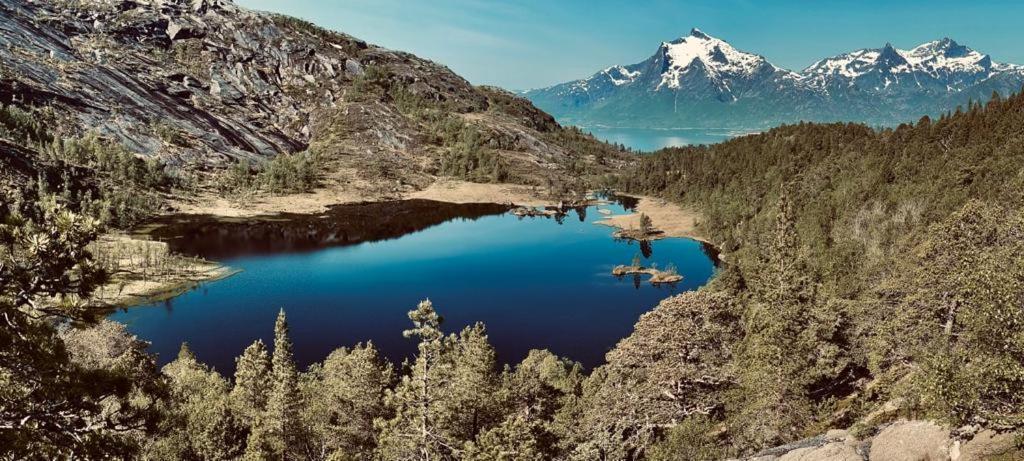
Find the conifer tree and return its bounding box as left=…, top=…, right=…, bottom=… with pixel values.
left=266, top=309, right=304, bottom=459
left=462, top=415, right=544, bottom=461
left=442, top=323, right=500, bottom=443
left=0, top=202, right=157, bottom=458
left=732, top=191, right=817, bottom=448
left=156, top=342, right=244, bottom=460
left=376, top=299, right=452, bottom=461
left=303, top=342, right=393, bottom=459
left=232, top=339, right=273, bottom=425
left=243, top=415, right=276, bottom=461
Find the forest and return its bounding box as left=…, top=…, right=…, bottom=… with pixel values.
left=4, top=90, right=1024, bottom=459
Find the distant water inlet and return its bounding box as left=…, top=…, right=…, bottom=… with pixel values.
left=583, top=127, right=745, bottom=152
left=112, top=198, right=717, bottom=373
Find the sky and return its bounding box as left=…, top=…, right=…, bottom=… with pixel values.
left=238, top=0, right=1024, bottom=90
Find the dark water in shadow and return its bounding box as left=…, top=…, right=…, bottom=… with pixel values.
left=113, top=198, right=716, bottom=373
left=141, top=200, right=512, bottom=259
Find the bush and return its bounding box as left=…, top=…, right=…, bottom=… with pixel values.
left=217, top=151, right=322, bottom=195
left=259, top=150, right=321, bottom=193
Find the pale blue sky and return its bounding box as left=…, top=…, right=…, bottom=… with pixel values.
left=238, top=0, right=1024, bottom=90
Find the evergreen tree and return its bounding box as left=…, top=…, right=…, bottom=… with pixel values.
left=462, top=415, right=545, bottom=461
left=441, top=323, right=500, bottom=443
left=232, top=339, right=274, bottom=425
left=303, top=342, right=393, bottom=460
left=0, top=201, right=159, bottom=458
left=243, top=415, right=277, bottom=461
left=154, top=342, right=244, bottom=460
left=266, top=309, right=304, bottom=459
left=895, top=202, right=1024, bottom=426
left=731, top=191, right=818, bottom=448
left=376, top=300, right=452, bottom=460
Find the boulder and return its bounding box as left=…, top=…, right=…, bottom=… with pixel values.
left=869, top=420, right=952, bottom=461
left=955, top=429, right=1020, bottom=461
left=166, top=19, right=206, bottom=41
left=777, top=442, right=861, bottom=461
left=345, top=59, right=364, bottom=77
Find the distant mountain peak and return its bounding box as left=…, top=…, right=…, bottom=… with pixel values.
left=877, top=42, right=908, bottom=67
left=656, top=29, right=774, bottom=89
left=689, top=27, right=711, bottom=40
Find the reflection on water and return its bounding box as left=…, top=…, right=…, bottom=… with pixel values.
left=114, top=198, right=716, bottom=372
left=141, top=200, right=511, bottom=259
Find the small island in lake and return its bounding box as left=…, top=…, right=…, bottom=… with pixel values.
left=612, top=255, right=683, bottom=285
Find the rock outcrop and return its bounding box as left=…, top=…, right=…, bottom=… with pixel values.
left=736, top=420, right=1023, bottom=461
left=0, top=0, right=627, bottom=193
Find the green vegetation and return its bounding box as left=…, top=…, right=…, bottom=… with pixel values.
left=1, top=104, right=175, bottom=229
left=605, top=90, right=1024, bottom=454
left=217, top=151, right=322, bottom=196
left=340, top=66, right=625, bottom=193
left=6, top=65, right=1024, bottom=461
left=0, top=199, right=163, bottom=458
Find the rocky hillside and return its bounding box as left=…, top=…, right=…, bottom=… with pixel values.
left=0, top=0, right=628, bottom=203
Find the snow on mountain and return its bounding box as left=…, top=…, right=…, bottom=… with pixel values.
left=604, top=65, right=642, bottom=86
left=803, top=38, right=1022, bottom=91
left=657, top=28, right=776, bottom=89
left=524, top=30, right=1024, bottom=129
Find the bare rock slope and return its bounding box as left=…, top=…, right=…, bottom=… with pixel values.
left=1, top=0, right=626, bottom=195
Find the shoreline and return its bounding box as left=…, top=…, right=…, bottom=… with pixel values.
left=89, top=235, right=240, bottom=310
left=593, top=194, right=707, bottom=244
left=169, top=179, right=555, bottom=217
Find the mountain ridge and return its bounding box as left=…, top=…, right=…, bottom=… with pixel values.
left=525, top=29, right=1024, bottom=130
left=0, top=0, right=628, bottom=206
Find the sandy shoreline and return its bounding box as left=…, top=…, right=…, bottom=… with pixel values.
left=89, top=235, right=240, bottom=309
left=594, top=195, right=705, bottom=242
left=170, top=179, right=552, bottom=217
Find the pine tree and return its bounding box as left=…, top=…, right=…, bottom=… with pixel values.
left=266, top=309, right=304, bottom=459
left=442, top=323, right=500, bottom=443
left=158, top=341, right=244, bottom=460
left=462, top=415, right=544, bottom=461
left=732, top=191, right=817, bottom=448
left=0, top=206, right=161, bottom=457
left=243, top=415, right=276, bottom=461
left=376, top=299, right=452, bottom=461
left=232, top=339, right=273, bottom=425
left=303, top=342, right=393, bottom=459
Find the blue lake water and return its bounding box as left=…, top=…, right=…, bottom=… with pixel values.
left=583, top=126, right=748, bottom=152
left=111, top=199, right=716, bottom=374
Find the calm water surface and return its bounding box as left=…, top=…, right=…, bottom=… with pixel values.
left=111, top=199, right=716, bottom=373
left=584, top=126, right=749, bottom=152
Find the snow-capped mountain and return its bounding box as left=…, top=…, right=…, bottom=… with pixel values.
left=804, top=38, right=1020, bottom=93
left=525, top=31, right=1024, bottom=129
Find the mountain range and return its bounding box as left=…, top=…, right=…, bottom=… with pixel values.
left=525, top=29, right=1024, bottom=129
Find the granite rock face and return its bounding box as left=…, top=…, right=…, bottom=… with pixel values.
left=1, top=0, right=611, bottom=192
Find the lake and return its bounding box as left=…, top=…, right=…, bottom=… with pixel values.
left=111, top=198, right=716, bottom=374
left=583, top=126, right=748, bottom=152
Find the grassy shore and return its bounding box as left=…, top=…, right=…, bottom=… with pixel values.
left=89, top=235, right=239, bottom=309
left=594, top=194, right=706, bottom=242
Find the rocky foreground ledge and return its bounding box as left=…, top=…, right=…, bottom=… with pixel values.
left=735, top=420, right=1019, bottom=461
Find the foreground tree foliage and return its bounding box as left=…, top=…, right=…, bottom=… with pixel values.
left=0, top=196, right=164, bottom=458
